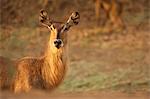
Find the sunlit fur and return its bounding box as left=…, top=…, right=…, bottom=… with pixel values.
left=12, top=24, right=68, bottom=93
left=0, top=10, right=79, bottom=93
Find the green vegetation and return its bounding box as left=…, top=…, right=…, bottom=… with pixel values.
left=0, top=26, right=149, bottom=93
left=60, top=61, right=149, bottom=92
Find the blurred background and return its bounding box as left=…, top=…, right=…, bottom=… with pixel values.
left=0, top=0, right=149, bottom=99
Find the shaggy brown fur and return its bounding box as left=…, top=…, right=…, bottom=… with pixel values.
left=0, top=10, right=80, bottom=93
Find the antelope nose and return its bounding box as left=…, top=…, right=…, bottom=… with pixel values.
left=54, top=39, right=62, bottom=48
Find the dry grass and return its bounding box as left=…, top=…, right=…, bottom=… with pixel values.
left=0, top=25, right=149, bottom=93
left=0, top=2, right=149, bottom=92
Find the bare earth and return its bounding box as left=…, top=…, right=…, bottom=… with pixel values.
left=0, top=90, right=149, bottom=99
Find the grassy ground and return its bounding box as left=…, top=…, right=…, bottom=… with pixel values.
left=0, top=4, right=149, bottom=93
left=0, top=25, right=149, bottom=93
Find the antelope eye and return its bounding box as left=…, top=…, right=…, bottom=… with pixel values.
left=61, top=25, right=69, bottom=32
left=53, top=25, right=56, bottom=29
left=64, top=27, right=68, bottom=31
left=50, top=25, right=55, bottom=30
left=50, top=27, right=53, bottom=30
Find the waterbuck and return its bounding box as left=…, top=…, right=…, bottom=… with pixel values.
left=6, top=10, right=79, bottom=93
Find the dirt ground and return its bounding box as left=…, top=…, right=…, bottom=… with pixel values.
left=0, top=90, right=149, bottom=99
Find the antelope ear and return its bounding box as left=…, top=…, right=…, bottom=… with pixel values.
left=61, top=12, right=80, bottom=33
left=39, top=9, right=52, bottom=28
left=70, top=12, right=80, bottom=25
left=39, top=9, right=48, bottom=23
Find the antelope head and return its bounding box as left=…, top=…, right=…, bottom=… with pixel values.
left=39, top=10, right=80, bottom=54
